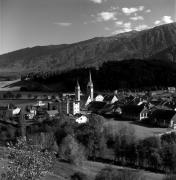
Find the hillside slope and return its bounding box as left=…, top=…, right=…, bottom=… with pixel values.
left=0, top=23, right=176, bottom=74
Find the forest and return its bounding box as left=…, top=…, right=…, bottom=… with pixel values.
left=29, top=59, right=176, bottom=92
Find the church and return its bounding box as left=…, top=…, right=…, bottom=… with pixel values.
left=64, top=71, right=94, bottom=115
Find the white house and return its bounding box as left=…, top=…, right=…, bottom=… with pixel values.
left=95, top=94, right=104, bottom=102
left=75, top=115, right=88, bottom=124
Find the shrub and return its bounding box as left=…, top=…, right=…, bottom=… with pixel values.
left=59, top=135, right=85, bottom=165
left=163, top=174, right=176, bottom=180
left=70, top=172, right=87, bottom=180
left=5, top=137, right=56, bottom=180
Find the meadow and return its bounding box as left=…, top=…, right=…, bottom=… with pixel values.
left=103, top=119, right=169, bottom=140
left=43, top=160, right=164, bottom=180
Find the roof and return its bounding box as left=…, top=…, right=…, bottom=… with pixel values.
left=103, top=95, right=117, bottom=102
left=121, top=104, right=144, bottom=115
left=150, top=109, right=176, bottom=122
left=87, top=71, right=93, bottom=87
left=171, top=113, right=176, bottom=123
left=0, top=106, right=8, bottom=111
left=46, top=110, right=59, bottom=116
left=88, top=101, right=106, bottom=112
left=98, top=104, right=114, bottom=114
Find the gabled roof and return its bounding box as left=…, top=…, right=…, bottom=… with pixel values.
left=150, top=109, right=176, bottom=122
left=121, top=104, right=144, bottom=115
left=88, top=101, right=106, bottom=112
left=104, top=95, right=117, bottom=102
left=98, top=104, right=114, bottom=114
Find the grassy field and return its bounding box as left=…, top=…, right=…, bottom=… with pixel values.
left=0, top=79, right=21, bottom=91
left=0, top=159, right=165, bottom=180
left=103, top=119, right=169, bottom=140
left=49, top=160, right=164, bottom=180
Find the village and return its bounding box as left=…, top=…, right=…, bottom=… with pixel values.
left=0, top=72, right=175, bottom=143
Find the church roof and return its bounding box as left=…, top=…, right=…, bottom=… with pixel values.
left=87, top=71, right=93, bottom=87
left=76, top=80, right=80, bottom=88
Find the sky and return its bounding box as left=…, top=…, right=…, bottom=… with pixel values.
left=0, top=0, right=176, bottom=55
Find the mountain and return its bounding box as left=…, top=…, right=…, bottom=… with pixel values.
left=1, top=23, right=176, bottom=75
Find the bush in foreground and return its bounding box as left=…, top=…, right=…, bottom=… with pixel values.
left=163, top=174, right=176, bottom=180
left=70, top=172, right=88, bottom=180
left=5, top=137, right=56, bottom=180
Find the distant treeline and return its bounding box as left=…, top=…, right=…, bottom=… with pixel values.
left=29, top=59, right=176, bottom=91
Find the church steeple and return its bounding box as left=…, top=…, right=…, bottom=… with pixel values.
left=87, top=71, right=94, bottom=101
left=75, top=80, right=81, bottom=101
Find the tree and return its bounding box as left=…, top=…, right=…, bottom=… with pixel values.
left=27, top=94, right=32, bottom=99
left=161, top=144, right=176, bottom=173
left=114, top=124, right=136, bottom=164
left=59, top=135, right=85, bottom=165
left=16, top=93, right=22, bottom=99
left=5, top=137, right=56, bottom=180
left=75, top=114, right=105, bottom=159
left=137, top=136, right=161, bottom=168
left=163, top=174, right=176, bottom=180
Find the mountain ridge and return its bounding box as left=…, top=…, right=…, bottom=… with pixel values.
left=0, top=22, right=176, bottom=74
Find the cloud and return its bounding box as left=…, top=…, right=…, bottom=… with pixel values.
left=139, top=6, right=145, bottom=11
left=154, top=16, right=174, bottom=25
left=96, top=11, right=117, bottom=21
left=89, top=0, right=106, bottom=4
left=154, top=20, right=161, bottom=25
left=122, top=7, right=138, bottom=15
left=122, top=6, right=145, bottom=15
left=162, top=16, right=174, bottom=23
left=134, top=24, right=150, bottom=31
left=109, top=6, right=119, bottom=11
left=145, top=9, right=151, bottom=13
left=130, top=16, right=144, bottom=21
left=54, top=22, right=72, bottom=26
left=113, top=21, right=132, bottom=34
left=112, top=21, right=150, bottom=35
left=115, top=21, right=123, bottom=25
left=123, top=22, right=132, bottom=29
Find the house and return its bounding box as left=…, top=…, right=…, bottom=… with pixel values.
left=168, top=87, right=176, bottom=93
left=139, top=106, right=149, bottom=121
left=170, top=114, right=176, bottom=129
left=34, top=101, right=46, bottom=107
left=149, top=109, right=176, bottom=128
left=46, top=110, right=59, bottom=118
left=75, top=114, right=88, bottom=124
left=95, top=94, right=104, bottom=102
left=0, top=106, right=11, bottom=120
left=121, top=104, right=145, bottom=121
left=12, top=107, right=21, bottom=115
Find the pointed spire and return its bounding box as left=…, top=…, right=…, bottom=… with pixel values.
left=89, top=71, right=92, bottom=84
left=76, top=80, right=80, bottom=88
left=87, top=71, right=93, bottom=87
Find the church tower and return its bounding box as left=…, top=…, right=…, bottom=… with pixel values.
left=87, top=71, right=94, bottom=101
left=75, top=80, right=81, bottom=102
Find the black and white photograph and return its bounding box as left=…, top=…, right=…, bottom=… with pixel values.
left=0, top=0, right=176, bottom=179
